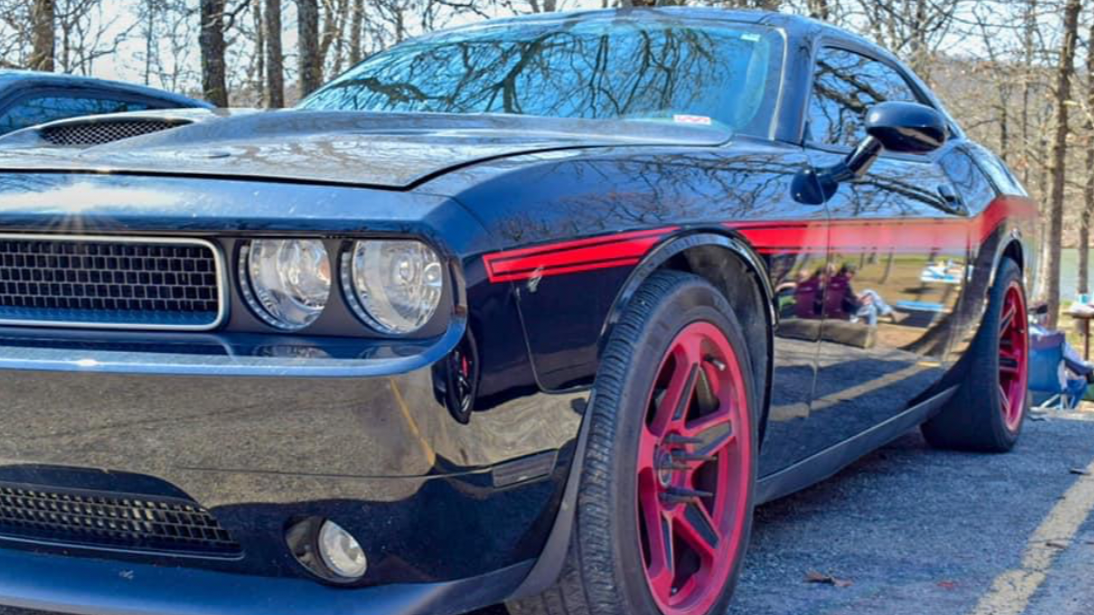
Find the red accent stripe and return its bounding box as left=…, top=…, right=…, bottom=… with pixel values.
left=727, top=196, right=1036, bottom=255
left=483, top=228, right=676, bottom=283
left=482, top=196, right=1037, bottom=284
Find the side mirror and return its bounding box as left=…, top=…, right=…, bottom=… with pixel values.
left=865, top=101, right=947, bottom=155
left=795, top=101, right=949, bottom=205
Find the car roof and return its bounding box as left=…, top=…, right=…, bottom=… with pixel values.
left=446, top=8, right=863, bottom=42
left=0, top=70, right=211, bottom=109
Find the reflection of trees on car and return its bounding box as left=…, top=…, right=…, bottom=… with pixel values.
left=302, top=21, right=772, bottom=132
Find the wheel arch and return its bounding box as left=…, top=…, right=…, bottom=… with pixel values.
left=509, top=230, right=776, bottom=603
left=600, top=230, right=776, bottom=442
left=990, top=233, right=1026, bottom=289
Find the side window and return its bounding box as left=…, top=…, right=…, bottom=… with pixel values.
left=939, top=147, right=997, bottom=214
left=965, top=143, right=1029, bottom=197
left=0, top=96, right=152, bottom=134
left=807, top=47, right=920, bottom=148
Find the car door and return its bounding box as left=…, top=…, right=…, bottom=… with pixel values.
left=798, top=45, right=970, bottom=458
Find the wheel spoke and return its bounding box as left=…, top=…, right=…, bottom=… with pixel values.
left=683, top=413, right=735, bottom=457
left=999, top=302, right=1016, bottom=338
left=643, top=507, right=675, bottom=597
left=678, top=501, right=721, bottom=560
left=637, top=426, right=659, bottom=475
left=999, top=383, right=1011, bottom=415
left=999, top=356, right=1020, bottom=376
left=653, top=361, right=699, bottom=434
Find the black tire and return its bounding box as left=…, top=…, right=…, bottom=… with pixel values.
left=921, top=258, right=1028, bottom=452
left=507, top=270, right=758, bottom=615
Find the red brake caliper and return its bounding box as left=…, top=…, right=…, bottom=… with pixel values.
left=637, top=322, right=751, bottom=615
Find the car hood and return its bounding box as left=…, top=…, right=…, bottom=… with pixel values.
left=0, top=109, right=731, bottom=190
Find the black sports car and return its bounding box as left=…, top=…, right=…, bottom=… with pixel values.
left=0, top=8, right=1035, bottom=615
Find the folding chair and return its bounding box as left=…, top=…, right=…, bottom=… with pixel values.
left=1029, top=329, right=1089, bottom=411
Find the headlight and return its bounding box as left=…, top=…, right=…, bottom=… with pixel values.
left=241, top=239, right=330, bottom=330
left=342, top=240, right=443, bottom=335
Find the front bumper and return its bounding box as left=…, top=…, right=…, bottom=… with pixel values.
left=0, top=547, right=532, bottom=615
left=0, top=324, right=584, bottom=612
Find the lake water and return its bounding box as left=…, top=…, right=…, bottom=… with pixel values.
left=1061, top=249, right=1090, bottom=301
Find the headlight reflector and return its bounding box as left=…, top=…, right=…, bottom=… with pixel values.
left=242, top=239, right=330, bottom=330
left=344, top=240, right=443, bottom=334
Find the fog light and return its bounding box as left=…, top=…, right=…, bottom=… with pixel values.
left=318, top=520, right=367, bottom=579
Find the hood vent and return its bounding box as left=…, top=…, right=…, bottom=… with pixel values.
left=40, top=118, right=189, bottom=147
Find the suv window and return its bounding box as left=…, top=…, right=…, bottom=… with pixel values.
left=807, top=47, right=920, bottom=148
left=0, top=95, right=152, bottom=135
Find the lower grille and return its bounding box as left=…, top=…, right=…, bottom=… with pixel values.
left=0, top=482, right=241, bottom=557
left=0, top=235, right=224, bottom=330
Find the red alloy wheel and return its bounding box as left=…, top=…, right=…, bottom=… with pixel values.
left=998, top=281, right=1029, bottom=432
left=636, top=321, right=751, bottom=615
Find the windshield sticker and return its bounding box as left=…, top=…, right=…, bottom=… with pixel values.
left=674, top=114, right=713, bottom=126
left=741, top=33, right=761, bottom=42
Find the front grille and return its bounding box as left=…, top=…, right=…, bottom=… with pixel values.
left=0, top=482, right=241, bottom=557
left=40, top=119, right=185, bottom=146
left=0, top=236, right=223, bottom=330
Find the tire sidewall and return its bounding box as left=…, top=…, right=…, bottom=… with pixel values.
left=985, top=261, right=1027, bottom=447
left=582, top=274, right=758, bottom=615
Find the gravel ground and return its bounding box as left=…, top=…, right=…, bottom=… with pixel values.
left=724, top=408, right=1094, bottom=615
left=6, top=410, right=1094, bottom=615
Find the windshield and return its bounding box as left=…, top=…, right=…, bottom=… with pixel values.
left=300, top=18, right=783, bottom=136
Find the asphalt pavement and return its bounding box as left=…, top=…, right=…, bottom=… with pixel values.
left=5, top=408, right=1094, bottom=615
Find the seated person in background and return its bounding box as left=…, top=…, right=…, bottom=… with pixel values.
left=837, top=264, right=896, bottom=326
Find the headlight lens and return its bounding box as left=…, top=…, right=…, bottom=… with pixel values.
left=242, top=239, right=330, bottom=330
left=343, top=240, right=443, bottom=335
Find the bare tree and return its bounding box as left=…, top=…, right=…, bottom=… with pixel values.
left=199, top=0, right=229, bottom=106
left=252, top=0, right=265, bottom=105
left=29, top=0, right=55, bottom=71
left=297, top=0, right=322, bottom=97
left=348, top=0, right=364, bottom=65
left=1080, top=17, right=1094, bottom=296
left=1045, top=0, right=1082, bottom=327
left=265, top=0, right=284, bottom=107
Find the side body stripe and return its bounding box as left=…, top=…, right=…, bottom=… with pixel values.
left=482, top=197, right=1036, bottom=283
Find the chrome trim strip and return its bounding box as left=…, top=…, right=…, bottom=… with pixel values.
left=0, top=233, right=227, bottom=332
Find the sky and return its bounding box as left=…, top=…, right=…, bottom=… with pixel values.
left=86, top=0, right=1010, bottom=96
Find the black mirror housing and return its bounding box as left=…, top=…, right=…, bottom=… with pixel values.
left=865, top=101, right=947, bottom=154
left=804, top=101, right=949, bottom=204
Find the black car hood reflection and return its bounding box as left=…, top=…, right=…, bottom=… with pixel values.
left=0, top=109, right=731, bottom=190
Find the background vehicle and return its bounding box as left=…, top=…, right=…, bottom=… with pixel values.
left=0, top=70, right=209, bottom=136
left=0, top=8, right=1035, bottom=615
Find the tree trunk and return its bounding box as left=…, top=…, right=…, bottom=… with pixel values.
left=296, top=0, right=322, bottom=97
left=253, top=0, right=265, bottom=106
left=198, top=0, right=229, bottom=107
left=29, top=0, right=55, bottom=72
left=143, top=0, right=155, bottom=84
left=807, top=0, right=830, bottom=20
left=349, top=0, right=363, bottom=65
left=265, top=0, right=284, bottom=108
left=1080, top=19, right=1094, bottom=297
left=1021, top=0, right=1037, bottom=187
left=1045, top=0, right=1082, bottom=327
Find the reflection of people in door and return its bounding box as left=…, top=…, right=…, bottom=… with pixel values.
left=793, top=267, right=825, bottom=319
left=836, top=264, right=895, bottom=326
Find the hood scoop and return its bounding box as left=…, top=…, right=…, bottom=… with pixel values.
left=38, top=117, right=192, bottom=147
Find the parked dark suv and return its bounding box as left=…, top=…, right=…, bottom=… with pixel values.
left=0, top=70, right=209, bottom=135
